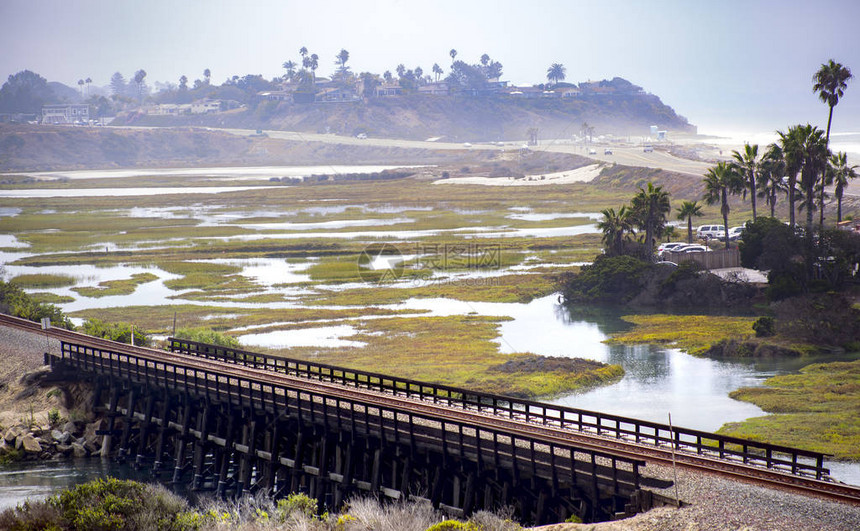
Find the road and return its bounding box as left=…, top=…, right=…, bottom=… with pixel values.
left=191, top=126, right=714, bottom=177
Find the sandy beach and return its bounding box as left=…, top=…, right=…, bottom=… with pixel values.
left=433, top=163, right=603, bottom=186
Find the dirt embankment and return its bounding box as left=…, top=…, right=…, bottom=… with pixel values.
left=123, top=93, right=695, bottom=142
left=0, top=124, right=594, bottom=174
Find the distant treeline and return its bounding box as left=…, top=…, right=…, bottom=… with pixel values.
left=269, top=170, right=415, bottom=184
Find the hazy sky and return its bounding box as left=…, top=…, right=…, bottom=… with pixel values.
left=2, top=0, right=859, bottom=135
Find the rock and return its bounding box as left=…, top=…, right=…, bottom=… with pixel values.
left=20, top=434, right=42, bottom=453
left=71, top=442, right=87, bottom=458
left=3, top=427, right=22, bottom=443
left=83, top=418, right=105, bottom=446
left=0, top=439, right=7, bottom=456
left=52, top=430, right=71, bottom=444
left=62, top=421, right=80, bottom=435
left=56, top=444, right=73, bottom=456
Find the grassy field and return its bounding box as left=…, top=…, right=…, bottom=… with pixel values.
left=719, top=358, right=860, bottom=459
left=606, top=314, right=757, bottom=356
left=0, top=161, right=788, bottom=404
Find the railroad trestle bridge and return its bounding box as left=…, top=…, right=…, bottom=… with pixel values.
left=3, top=314, right=857, bottom=525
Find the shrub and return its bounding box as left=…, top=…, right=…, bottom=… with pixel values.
left=81, top=319, right=151, bottom=347
left=50, top=478, right=187, bottom=531
left=0, top=280, right=74, bottom=329
left=752, top=316, right=776, bottom=337
left=276, top=492, right=318, bottom=521
left=560, top=254, right=652, bottom=303
left=174, top=327, right=240, bottom=348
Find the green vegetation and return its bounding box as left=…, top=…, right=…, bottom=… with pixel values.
left=0, top=279, right=73, bottom=329
left=309, top=273, right=558, bottom=306
left=719, top=359, right=860, bottom=459
left=0, top=478, right=187, bottom=531
left=9, top=273, right=75, bottom=288
left=275, top=315, right=622, bottom=398
left=174, top=327, right=240, bottom=348
left=606, top=314, right=756, bottom=356
left=80, top=318, right=151, bottom=347
left=561, top=255, right=652, bottom=304
left=29, top=292, right=75, bottom=304
left=72, top=272, right=158, bottom=297
left=0, top=479, right=524, bottom=530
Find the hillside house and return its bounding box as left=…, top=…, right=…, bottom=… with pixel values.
left=315, top=87, right=360, bottom=103
left=507, top=86, right=542, bottom=99
left=41, top=104, right=89, bottom=124
left=375, top=83, right=403, bottom=97
left=149, top=103, right=190, bottom=116
left=418, top=82, right=450, bottom=96
left=190, top=99, right=222, bottom=114
left=258, top=90, right=292, bottom=102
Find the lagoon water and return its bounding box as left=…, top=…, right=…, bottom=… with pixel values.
left=1, top=160, right=858, bottom=500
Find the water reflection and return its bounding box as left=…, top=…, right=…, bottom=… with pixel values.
left=0, top=459, right=184, bottom=511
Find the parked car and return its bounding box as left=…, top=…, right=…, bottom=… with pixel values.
left=728, top=226, right=745, bottom=241
left=696, top=224, right=726, bottom=240
left=604, top=148, right=613, bottom=155
left=656, top=242, right=688, bottom=259
left=674, top=244, right=710, bottom=253
left=643, top=145, right=654, bottom=152
left=588, top=148, right=597, bottom=155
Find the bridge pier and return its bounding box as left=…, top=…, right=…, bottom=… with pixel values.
left=55, top=338, right=649, bottom=525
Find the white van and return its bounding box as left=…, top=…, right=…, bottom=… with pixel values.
left=697, top=224, right=726, bottom=240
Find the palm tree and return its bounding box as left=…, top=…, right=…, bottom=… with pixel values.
left=759, top=143, right=787, bottom=218
left=813, top=60, right=852, bottom=225
left=829, top=151, right=858, bottom=223
left=85, top=77, right=92, bottom=97
left=336, top=49, right=350, bottom=70
left=731, top=143, right=760, bottom=219
left=777, top=126, right=805, bottom=228
left=791, top=125, right=829, bottom=232
left=598, top=206, right=633, bottom=256
left=630, top=182, right=672, bottom=257
left=432, top=63, right=443, bottom=82
left=676, top=200, right=703, bottom=243
left=299, top=46, right=308, bottom=59
left=77, top=79, right=84, bottom=97
left=480, top=54, right=490, bottom=66
left=703, top=162, right=744, bottom=248
left=449, top=49, right=457, bottom=65
left=546, top=63, right=566, bottom=87
left=282, top=60, right=297, bottom=81
left=203, top=68, right=211, bottom=84
left=133, top=69, right=147, bottom=103
left=813, top=60, right=853, bottom=144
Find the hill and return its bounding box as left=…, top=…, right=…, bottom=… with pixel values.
left=120, top=91, right=694, bottom=142
left=0, top=124, right=591, bottom=172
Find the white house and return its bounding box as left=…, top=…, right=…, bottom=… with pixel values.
left=41, top=104, right=89, bottom=124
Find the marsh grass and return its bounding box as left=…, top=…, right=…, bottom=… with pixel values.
left=30, top=292, right=76, bottom=304
left=606, top=314, right=757, bottom=356
left=269, top=315, right=622, bottom=398
left=309, top=273, right=558, bottom=306
left=72, top=272, right=159, bottom=297
left=9, top=273, right=76, bottom=288
left=718, top=358, right=860, bottom=459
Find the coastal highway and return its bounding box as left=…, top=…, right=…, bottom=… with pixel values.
left=143, top=126, right=715, bottom=178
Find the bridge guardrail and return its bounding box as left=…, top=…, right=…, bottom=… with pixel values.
left=58, top=338, right=643, bottom=498
left=168, top=337, right=830, bottom=480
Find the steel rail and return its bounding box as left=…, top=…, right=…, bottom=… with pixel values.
left=4, top=314, right=859, bottom=505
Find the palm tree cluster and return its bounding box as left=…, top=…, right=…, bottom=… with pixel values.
left=598, top=183, right=671, bottom=258
left=699, top=59, right=855, bottom=241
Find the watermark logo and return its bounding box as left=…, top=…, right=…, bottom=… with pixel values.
left=357, top=243, right=405, bottom=282
left=357, top=243, right=502, bottom=283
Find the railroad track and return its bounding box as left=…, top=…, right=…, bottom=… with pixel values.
left=4, top=314, right=860, bottom=505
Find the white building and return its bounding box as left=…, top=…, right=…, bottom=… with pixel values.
left=41, top=104, right=90, bottom=124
